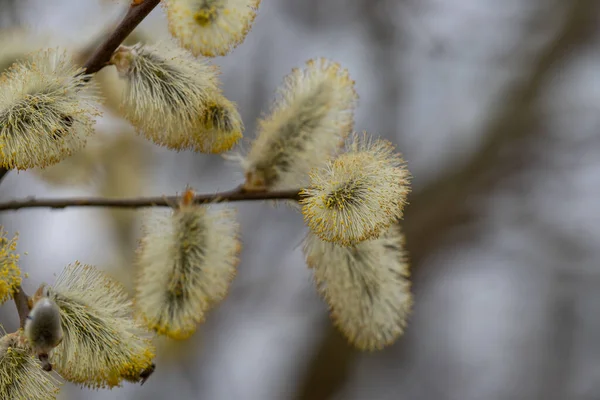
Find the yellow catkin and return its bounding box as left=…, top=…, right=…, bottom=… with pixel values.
left=0, top=229, right=21, bottom=305
left=303, top=225, right=413, bottom=351
left=0, top=48, right=100, bottom=170
left=240, top=58, right=357, bottom=191
left=45, top=262, right=155, bottom=389
left=135, top=191, right=241, bottom=340
left=301, top=132, right=411, bottom=246
left=164, top=0, right=262, bottom=57
left=111, top=42, right=223, bottom=151
left=196, top=92, right=243, bottom=153
left=0, top=331, right=62, bottom=400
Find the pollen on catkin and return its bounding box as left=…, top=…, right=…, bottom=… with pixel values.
left=0, top=331, right=62, bottom=400
left=0, top=48, right=100, bottom=170
left=196, top=93, right=243, bottom=153
left=301, top=132, right=411, bottom=246
left=303, top=224, right=413, bottom=351
left=164, top=0, right=261, bottom=57
left=135, top=190, right=241, bottom=340
left=45, top=262, right=155, bottom=389
left=241, top=58, right=357, bottom=191
left=110, top=43, right=222, bottom=151
left=0, top=229, right=21, bottom=305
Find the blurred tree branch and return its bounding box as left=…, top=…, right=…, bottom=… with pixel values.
left=404, top=0, right=598, bottom=269
left=295, top=1, right=598, bottom=399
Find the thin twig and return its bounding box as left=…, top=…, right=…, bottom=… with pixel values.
left=13, top=286, right=30, bottom=329
left=0, top=187, right=303, bottom=211
left=83, top=0, right=161, bottom=74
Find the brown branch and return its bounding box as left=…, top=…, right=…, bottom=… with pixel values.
left=13, top=286, right=30, bottom=329
left=0, top=187, right=303, bottom=211
left=83, top=0, right=161, bottom=74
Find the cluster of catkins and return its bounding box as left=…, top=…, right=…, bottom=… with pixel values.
left=0, top=0, right=412, bottom=398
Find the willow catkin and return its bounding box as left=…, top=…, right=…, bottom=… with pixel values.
left=164, top=0, right=261, bottom=57
left=0, top=229, right=20, bottom=305
left=135, top=191, right=241, bottom=340
left=0, top=48, right=100, bottom=170
left=301, top=132, right=411, bottom=246
left=111, top=42, right=224, bottom=151
left=241, top=58, right=357, bottom=191
left=0, top=331, right=62, bottom=400
left=303, top=225, right=413, bottom=350
left=45, top=262, right=155, bottom=389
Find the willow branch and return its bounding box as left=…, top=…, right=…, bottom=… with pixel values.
left=0, top=188, right=303, bottom=211
left=83, top=0, right=161, bottom=74
left=13, top=286, right=30, bottom=329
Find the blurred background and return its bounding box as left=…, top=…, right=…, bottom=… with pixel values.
left=1, top=0, right=600, bottom=399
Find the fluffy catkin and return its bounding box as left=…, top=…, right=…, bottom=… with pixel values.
left=135, top=194, right=241, bottom=340
left=241, top=58, right=357, bottom=191
left=303, top=225, right=413, bottom=350
left=0, top=331, right=62, bottom=400
left=45, top=262, right=155, bottom=389
left=301, top=132, right=411, bottom=246
left=164, top=0, right=261, bottom=57
left=111, top=43, right=224, bottom=151
left=0, top=229, right=20, bottom=305
left=0, top=48, right=99, bottom=170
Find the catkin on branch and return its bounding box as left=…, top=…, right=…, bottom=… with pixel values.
left=164, top=0, right=262, bottom=57
left=303, top=225, right=413, bottom=350
left=135, top=191, right=241, bottom=340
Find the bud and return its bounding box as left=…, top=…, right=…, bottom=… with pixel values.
left=0, top=48, right=100, bottom=170
left=0, top=331, right=62, bottom=399
left=164, top=0, right=262, bottom=57
left=45, top=262, right=155, bottom=389
left=110, top=42, right=226, bottom=152
left=241, top=58, right=357, bottom=191
left=301, top=132, right=411, bottom=246
left=0, top=229, right=21, bottom=305
left=135, top=190, right=241, bottom=339
left=303, top=225, right=413, bottom=350
left=24, top=296, right=63, bottom=371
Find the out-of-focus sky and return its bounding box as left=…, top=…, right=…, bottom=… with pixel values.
left=2, top=0, right=600, bottom=399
